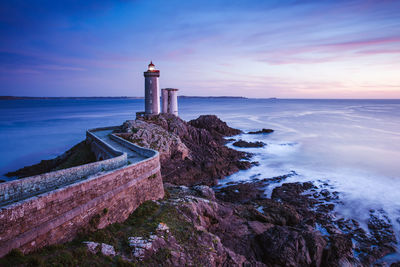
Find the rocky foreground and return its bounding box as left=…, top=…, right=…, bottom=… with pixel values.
left=1, top=114, right=399, bottom=266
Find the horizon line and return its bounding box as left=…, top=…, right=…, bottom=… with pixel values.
left=1, top=95, right=400, bottom=100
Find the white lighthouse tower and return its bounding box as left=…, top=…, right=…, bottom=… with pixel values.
left=144, top=61, right=160, bottom=115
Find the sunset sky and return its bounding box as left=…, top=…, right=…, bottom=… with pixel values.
left=0, top=0, right=399, bottom=98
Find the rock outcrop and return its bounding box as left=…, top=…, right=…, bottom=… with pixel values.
left=118, top=114, right=251, bottom=186
left=216, top=177, right=398, bottom=266
left=248, top=128, right=274, bottom=134
left=233, top=140, right=265, bottom=148
left=118, top=119, right=190, bottom=163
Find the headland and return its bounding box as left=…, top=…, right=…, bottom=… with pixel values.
left=1, top=114, right=398, bottom=266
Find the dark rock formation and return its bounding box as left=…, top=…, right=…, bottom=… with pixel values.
left=4, top=141, right=97, bottom=179
left=232, top=140, right=265, bottom=148
left=216, top=177, right=398, bottom=266
left=256, top=225, right=326, bottom=266
left=120, top=114, right=251, bottom=186
left=188, top=115, right=242, bottom=142
left=248, top=128, right=274, bottom=134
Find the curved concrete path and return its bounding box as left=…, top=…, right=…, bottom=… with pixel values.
left=92, top=129, right=146, bottom=163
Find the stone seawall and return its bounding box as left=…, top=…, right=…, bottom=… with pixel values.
left=0, top=146, right=126, bottom=207
left=0, top=128, right=164, bottom=257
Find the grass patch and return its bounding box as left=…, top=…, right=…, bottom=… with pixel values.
left=147, top=174, right=157, bottom=180
left=0, top=193, right=209, bottom=266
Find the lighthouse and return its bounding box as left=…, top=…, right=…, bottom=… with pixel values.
left=144, top=61, right=160, bottom=115
left=161, top=88, right=179, bottom=116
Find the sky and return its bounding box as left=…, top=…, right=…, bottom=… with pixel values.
left=0, top=0, right=399, bottom=98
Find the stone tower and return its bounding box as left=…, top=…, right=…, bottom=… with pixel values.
left=144, top=61, right=160, bottom=115
left=161, top=88, right=179, bottom=116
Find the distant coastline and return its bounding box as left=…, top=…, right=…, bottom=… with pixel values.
left=179, top=95, right=248, bottom=99
left=0, top=96, right=249, bottom=100
left=0, top=96, right=144, bottom=100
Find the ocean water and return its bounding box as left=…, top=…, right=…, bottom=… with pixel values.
left=1, top=98, right=400, bottom=252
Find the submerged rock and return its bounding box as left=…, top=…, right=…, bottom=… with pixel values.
left=232, top=140, right=265, bottom=148
left=247, top=128, right=274, bottom=134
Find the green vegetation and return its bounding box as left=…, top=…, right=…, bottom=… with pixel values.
left=54, top=142, right=97, bottom=171
left=0, top=190, right=205, bottom=266
left=149, top=142, right=158, bottom=150
left=147, top=174, right=157, bottom=180
left=5, top=141, right=97, bottom=179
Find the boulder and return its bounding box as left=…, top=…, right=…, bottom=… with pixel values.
left=232, top=140, right=265, bottom=148
left=247, top=128, right=274, bottom=134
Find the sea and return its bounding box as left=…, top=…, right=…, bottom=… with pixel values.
left=1, top=98, right=400, bottom=256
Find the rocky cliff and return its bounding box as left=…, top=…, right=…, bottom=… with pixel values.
left=118, top=114, right=251, bottom=186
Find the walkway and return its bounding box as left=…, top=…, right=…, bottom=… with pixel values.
left=92, top=129, right=146, bottom=163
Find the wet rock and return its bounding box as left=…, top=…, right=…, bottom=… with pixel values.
left=258, top=198, right=303, bottom=226
left=357, top=209, right=398, bottom=265
left=232, top=140, right=265, bottom=148
left=255, top=225, right=326, bottom=266
left=271, top=182, right=318, bottom=223
left=320, top=189, right=330, bottom=197
left=247, top=128, right=274, bottom=134
left=321, top=234, right=357, bottom=267
left=215, top=181, right=266, bottom=203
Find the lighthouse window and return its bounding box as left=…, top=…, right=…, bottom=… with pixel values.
left=149, top=90, right=152, bottom=94
left=150, top=99, right=152, bottom=104
left=150, top=80, right=152, bottom=84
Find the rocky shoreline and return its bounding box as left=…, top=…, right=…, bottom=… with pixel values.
left=1, top=114, right=399, bottom=266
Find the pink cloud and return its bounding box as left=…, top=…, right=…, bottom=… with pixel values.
left=320, top=36, right=400, bottom=50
